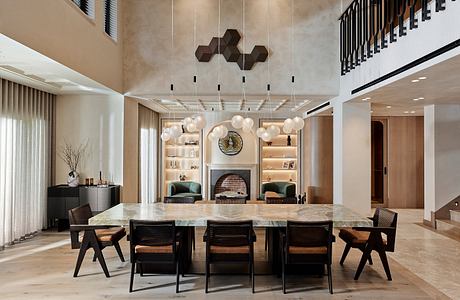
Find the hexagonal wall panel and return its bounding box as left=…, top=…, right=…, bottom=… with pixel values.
left=195, top=28, right=268, bottom=70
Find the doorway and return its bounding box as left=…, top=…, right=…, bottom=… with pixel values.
left=371, top=119, right=388, bottom=207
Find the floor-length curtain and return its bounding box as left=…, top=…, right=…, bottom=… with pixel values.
left=0, top=78, right=55, bottom=249
left=138, top=105, right=158, bottom=203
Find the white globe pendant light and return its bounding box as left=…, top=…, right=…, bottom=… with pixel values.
left=170, top=125, right=182, bottom=138
left=213, top=125, right=223, bottom=138
left=220, top=125, right=228, bottom=138
left=284, top=118, right=294, bottom=131
left=231, top=115, right=244, bottom=129
left=186, top=122, right=197, bottom=132
left=256, top=127, right=266, bottom=138
left=183, top=117, right=193, bottom=126
left=261, top=131, right=272, bottom=142
left=161, top=131, right=171, bottom=141
left=242, top=117, right=254, bottom=129
left=208, top=131, right=217, bottom=141
left=194, top=115, right=206, bottom=130
left=266, top=124, right=280, bottom=138
left=282, top=124, right=293, bottom=134
left=292, top=116, right=305, bottom=131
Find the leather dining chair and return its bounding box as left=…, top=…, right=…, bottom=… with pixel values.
left=338, top=208, right=398, bottom=280
left=203, top=220, right=256, bottom=293
left=279, top=220, right=334, bottom=294
left=68, top=204, right=126, bottom=278
left=129, top=219, right=184, bottom=293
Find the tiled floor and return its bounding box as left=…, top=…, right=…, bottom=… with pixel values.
left=0, top=209, right=458, bottom=299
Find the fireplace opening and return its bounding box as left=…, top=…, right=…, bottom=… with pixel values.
left=215, top=174, right=248, bottom=195
left=210, top=169, right=251, bottom=200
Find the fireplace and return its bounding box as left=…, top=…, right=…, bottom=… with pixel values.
left=210, top=169, right=250, bottom=200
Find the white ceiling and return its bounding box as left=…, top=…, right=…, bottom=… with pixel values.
left=349, top=53, right=460, bottom=117
left=0, top=34, right=116, bottom=96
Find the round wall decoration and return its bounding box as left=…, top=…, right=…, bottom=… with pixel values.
left=218, top=131, right=243, bottom=156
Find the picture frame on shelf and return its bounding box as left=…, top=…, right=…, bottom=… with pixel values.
left=288, top=160, right=296, bottom=169
left=282, top=161, right=290, bottom=169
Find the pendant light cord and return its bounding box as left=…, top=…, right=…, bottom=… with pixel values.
left=290, top=0, right=297, bottom=110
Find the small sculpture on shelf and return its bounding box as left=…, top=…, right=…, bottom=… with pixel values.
left=266, top=141, right=273, bottom=146
left=179, top=174, right=187, bottom=181
left=287, top=135, right=291, bottom=146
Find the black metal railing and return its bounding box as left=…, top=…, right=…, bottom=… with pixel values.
left=339, top=0, right=452, bottom=75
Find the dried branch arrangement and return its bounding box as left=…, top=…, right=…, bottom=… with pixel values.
left=58, top=140, right=89, bottom=172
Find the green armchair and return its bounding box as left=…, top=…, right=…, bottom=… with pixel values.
left=259, top=182, right=296, bottom=200
left=167, top=181, right=202, bottom=201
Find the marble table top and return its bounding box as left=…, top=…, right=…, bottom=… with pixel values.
left=89, top=203, right=372, bottom=228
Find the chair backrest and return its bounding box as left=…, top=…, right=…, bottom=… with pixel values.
left=68, top=204, right=93, bottom=225
left=216, top=197, right=246, bottom=204
left=286, top=220, right=333, bottom=249
left=266, top=198, right=297, bottom=204
left=373, top=208, right=398, bottom=251
left=262, top=182, right=296, bottom=197
left=206, top=220, right=253, bottom=247
left=129, top=219, right=176, bottom=248
left=164, top=196, right=196, bottom=204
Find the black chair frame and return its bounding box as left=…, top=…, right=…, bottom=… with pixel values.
left=129, top=219, right=183, bottom=293
left=203, top=220, right=256, bottom=293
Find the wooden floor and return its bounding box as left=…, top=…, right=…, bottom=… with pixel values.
left=0, top=209, right=457, bottom=299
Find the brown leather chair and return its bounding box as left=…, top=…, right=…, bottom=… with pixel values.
left=69, top=204, right=126, bottom=278
left=203, top=220, right=256, bottom=293
left=280, top=220, right=334, bottom=294
left=339, top=208, right=398, bottom=280
left=129, top=220, right=184, bottom=293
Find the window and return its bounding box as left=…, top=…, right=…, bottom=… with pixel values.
left=104, top=0, right=118, bottom=40
left=71, top=0, right=95, bottom=19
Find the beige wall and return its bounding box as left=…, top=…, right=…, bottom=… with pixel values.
left=0, top=0, right=123, bottom=93
left=123, top=0, right=340, bottom=98
left=55, top=94, right=124, bottom=185
left=303, top=116, right=333, bottom=204
left=122, top=97, right=140, bottom=203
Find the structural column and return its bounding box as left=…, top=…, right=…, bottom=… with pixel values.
left=424, top=104, right=460, bottom=224
left=333, top=101, right=371, bottom=216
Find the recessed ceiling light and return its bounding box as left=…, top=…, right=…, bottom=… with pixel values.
left=386, top=105, right=392, bottom=108
left=404, top=111, right=409, bottom=114
left=370, top=110, right=374, bottom=113
left=410, top=111, right=416, bottom=114
left=361, top=97, right=371, bottom=101
left=411, top=79, right=419, bottom=83
left=413, top=98, right=420, bottom=101
left=418, top=76, right=427, bottom=80
left=418, top=97, right=424, bottom=100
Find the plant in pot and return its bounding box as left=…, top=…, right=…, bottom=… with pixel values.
left=58, top=141, right=88, bottom=187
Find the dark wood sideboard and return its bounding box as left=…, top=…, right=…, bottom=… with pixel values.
left=47, top=185, right=120, bottom=230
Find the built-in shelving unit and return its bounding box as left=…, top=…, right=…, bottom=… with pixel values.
left=259, top=120, right=300, bottom=190
left=160, top=119, right=202, bottom=199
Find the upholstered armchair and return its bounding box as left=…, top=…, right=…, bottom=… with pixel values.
left=259, top=182, right=296, bottom=200
left=167, top=181, right=202, bottom=201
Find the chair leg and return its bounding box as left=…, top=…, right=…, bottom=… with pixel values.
left=92, top=251, right=97, bottom=262
left=354, top=246, right=372, bottom=280
left=94, top=243, right=110, bottom=278
left=205, top=260, right=210, bottom=293
left=73, top=243, right=89, bottom=277
left=192, top=227, right=195, bottom=251
left=176, top=259, right=180, bottom=293
left=251, top=257, right=255, bottom=293
left=327, top=263, right=333, bottom=294
left=281, top=251, right=286, bottom=294
left=368, top=254, right=373, bottom=265
left=113, top=242, right=125, bottom=262
left=377, top=250, right=392, bottom=281
left=139, top=263, right=144, bottom=276
left=339, top=244, right=351, bottom=265
left=129, top=263, right=135, bottom=292
left=265, top=228, right=268, bottom=251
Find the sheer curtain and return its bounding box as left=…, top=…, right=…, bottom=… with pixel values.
left=138, top=105, right=158, bottom=203
left=0, top=79, right=55, bottom=249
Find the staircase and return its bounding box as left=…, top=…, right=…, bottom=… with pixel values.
left=436, top=210, right=460, bottom=238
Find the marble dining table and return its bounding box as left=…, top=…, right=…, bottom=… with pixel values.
left=89, top=202, right=372, bottom=228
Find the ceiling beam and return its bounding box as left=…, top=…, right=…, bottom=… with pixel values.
left=255, top=98, right=266, bottom=111
left=291, top=99, right=312, bottom=112
left=175, top=99, right=188, bottom=111
left=219, top=97, right=224, bottom=111
left=273, top=99, right=288, bottom=111
left=197, top=99, right=206, bottom=111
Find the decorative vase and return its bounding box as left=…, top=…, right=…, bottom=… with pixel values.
left=67, top=170, right=79, bottom=187
left=287, top=135, right=292, bottom=146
